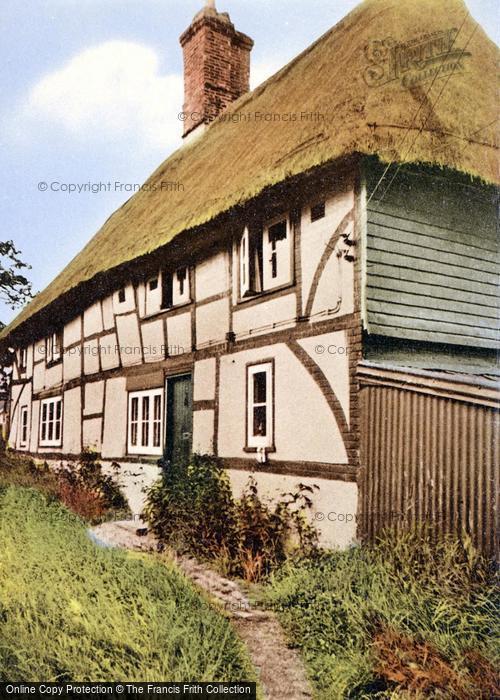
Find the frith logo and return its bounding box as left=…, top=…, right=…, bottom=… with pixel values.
left=363, top=28, right=472, bottom=89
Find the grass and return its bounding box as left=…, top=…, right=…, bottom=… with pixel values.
left=0, top=484, right=255, bottom=683
left=262, top=530, right=499, bottom=699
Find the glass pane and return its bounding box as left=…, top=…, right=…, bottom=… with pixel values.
left=55, top=419, right=61, bottom=441
left=253, top=371, right=267, bottom=404
left=56, top=400, right=62, bottom=419
left=42, top=403, right=47, bottom=422
left=48, top=419, right=53, bottom=441
left=154, top=395, right=161, bottom=420
left=253, top=406, right=267, bottom=437
left=48, top=402, right=54, bottom=421
left=131, top=397, right=138, bottom=422
left=131, top=423, right=137, bottom=447
left=142, top=396, right=149, bottom=446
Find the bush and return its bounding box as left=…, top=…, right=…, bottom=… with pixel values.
left=143, top=454, right=318, bottom=581
left=0, top=486, right=255, bottom=682
left=0, top=450, right=129, bottom=524
left=263, top=528, right=499, bottom=699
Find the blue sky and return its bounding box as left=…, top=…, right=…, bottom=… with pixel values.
left=0, top=0, right=498, bottom=325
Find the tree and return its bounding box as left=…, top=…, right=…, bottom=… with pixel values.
left=0, top=241, right=33, bottom=311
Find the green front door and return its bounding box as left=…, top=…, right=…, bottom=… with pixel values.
left=165, top=374, right=193, bottom=466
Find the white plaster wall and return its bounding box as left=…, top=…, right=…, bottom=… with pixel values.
left=193, top=358, right=216, bottom=401
left=300, top=185, right=355, bottom=315
left=14, top=385, right=33, bottom=451
left=45, top=363, right=63, bottom=390
left=193, top=409, right=215, bottom=454
left=83, top=339, right=100, bottom=375
left=232, top=293, right=296, bottom=339
left=101, top=377, right=127, bottom=458
left=64, top=317, right=82, bottom=348
left=30, top=400, right=40, bottom=453
left=166, top=313, right=191, bottom=356
left=218, top=343, right=348, bottom=463
left=8, top=384, right=23, bottom=448
left=228, top=470, right=358, bottom=549
left=196, top=298, right=230, bottom=347
left=63, top=387, right=82, bottom=454
left=26, top=345, right=34, bottom=379
left=84, top=381, right=105, bottom=416
left=83, top=302, right=103, bottom=338
left=299, top=331, right=350, bottom=423
left=33, top=362, right=45, bottom=393
left=195, top=251, right=229, bottom=300
left=99, top=333, right=120, bottom=371
left=82, top=417, right=102, bottom=451
left=116, top=314, right=142, bottom=367
left=310, top=221, right=355, bottom=318
left=63, top=348, right=82, bottom=383
left=102, top=295, right=115, bottom=330
left=141, top=319, right=165, bottom=364
left=112, top=285, right=135, bottom=315
left=102, top=461, right=162, bottom=519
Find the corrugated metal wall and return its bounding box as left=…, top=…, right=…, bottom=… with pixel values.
left=359, top=376, right=499, bottom=558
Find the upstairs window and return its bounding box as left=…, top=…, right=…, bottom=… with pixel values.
left=239, top=217, right=292, bottom=298
left=246, top=362, right=274, bottom=449
left=128, top=389, right=163, bottom=455
left=19, top=347, right=28, bottom=373
left=20, top=405, right=29, bottom=447
left=145, top=274, right=162, bottom=315
left=117, top=288, right=126, bottom=303
left=40, top=397, right=62, bottom=447
left=46, top=332, right=62, bottom=365
left=161, top=267, right=191, bottom=309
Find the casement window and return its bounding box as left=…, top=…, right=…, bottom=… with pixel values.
left=239, top=217, right=292, bottom=298
left=117, top=288, right=127, bottom=303
left=39, top=397, right=62, bottom=447
left=19, top=347, right=27, bottom=373
left=46, top=332, right=62, bottom=365
left=246, top=362, right=274, bottom=449
left=128, top=389, right=164, bottom=455
left=161, top=267, right=191, bottom=309
left=19, top=405, right=29, bottom=447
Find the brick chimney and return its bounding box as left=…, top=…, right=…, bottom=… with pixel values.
left=180, top=0, right=254, bottom=140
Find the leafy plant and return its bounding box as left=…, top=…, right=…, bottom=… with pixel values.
left=143, top=454, right=319, bottom=581
left=263, top=527, right=499, bottom=699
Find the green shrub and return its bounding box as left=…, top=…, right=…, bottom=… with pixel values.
left=143, top=455, right=318, bottom=581
left=263, top=528, right=499, bottom=699
left=0, top=486, right=255, bottom=683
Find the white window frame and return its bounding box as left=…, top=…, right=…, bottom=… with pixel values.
left=46, top=332, right=61, bottom=364
left=39, top=397, right=62, bottom=447
left=262, top=215, right=292, bottom=291
left=247, top=362, right=274, bottom=449
left=127, top=389, right=164, bottom=456
left=19, top=405, right=29, bottom=447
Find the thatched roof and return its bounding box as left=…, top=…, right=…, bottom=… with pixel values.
left=3, top=0, right=498, bottom=342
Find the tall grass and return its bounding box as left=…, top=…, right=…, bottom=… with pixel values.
left=263, top=529, right=499, bottom=699
left=0, top=485, right=255, bottom=683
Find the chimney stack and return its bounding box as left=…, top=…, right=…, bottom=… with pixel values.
left=180, top=1, right=254, bottom=140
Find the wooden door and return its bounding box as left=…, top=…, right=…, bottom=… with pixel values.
left=165, top=374, right=193, bottom=466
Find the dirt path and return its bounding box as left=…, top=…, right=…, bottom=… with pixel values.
left=89, top=521, right=312, bottom=700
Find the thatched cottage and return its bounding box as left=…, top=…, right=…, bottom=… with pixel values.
left=2, top=0, right=498, bottom=551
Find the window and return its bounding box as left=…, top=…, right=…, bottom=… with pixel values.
left=128, top=389, right=163, bottom=455
left=161, top=267, right=191, bottom=310
left=311, top=201, right=326, bottom=222
left=40, top=397, right=62, bottom=447
left=247, top=362, right=273, bottom=449
left=19, top=347, right=28, bottom=373
left=239, top=217, right=292, bottom=298
left=118, top=288, right=126, bottom=303
left=46, top=332, right=62, bottom=364
left=20, top=405, right=29, bottom=447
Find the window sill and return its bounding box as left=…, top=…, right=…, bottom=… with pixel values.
left=237, top=281, right=295, bottom=307
left=46, top=360, right=62, bottom=369
left=243, top=445, right=276, bottom=454
left=39, top=443, right=62, bottom=449
left=143, top=301, right=192, bottom=320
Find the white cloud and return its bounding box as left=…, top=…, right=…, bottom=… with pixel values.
left=14, top=41, right=183, bottom=153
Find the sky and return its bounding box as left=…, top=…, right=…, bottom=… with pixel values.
left=0, top=0, right=498, bottom=326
